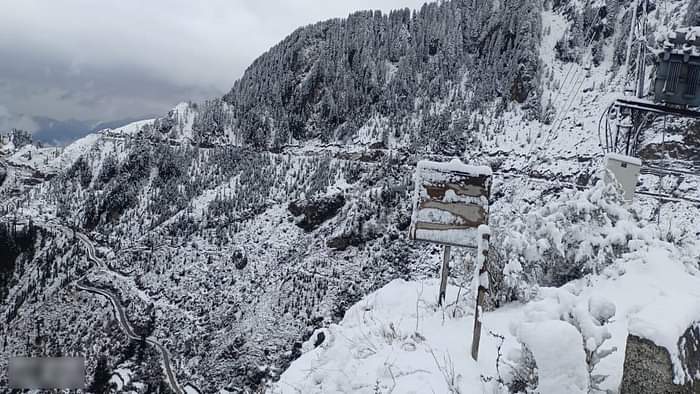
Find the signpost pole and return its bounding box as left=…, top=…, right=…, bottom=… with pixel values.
left=471, top=227, right=490, bottom=361
left=438, top=245, right=451, bottom=306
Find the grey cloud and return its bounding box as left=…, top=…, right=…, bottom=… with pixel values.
left=0, top=105, right=39, bottom=132
left=0, top=0, right=428, bottom=132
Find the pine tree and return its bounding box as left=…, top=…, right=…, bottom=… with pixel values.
left=89, top=355, right=113, bottom=394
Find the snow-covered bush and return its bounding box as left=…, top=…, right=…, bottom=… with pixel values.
left=505, top=343, right=539, bottom=393
left=502, top=297, right=617, bottom=394
left=512, top=320, right=590, bottom=393
left=484, top=330, right=539, bottom=394
left=564, top=296, right=618, bottom=393
left=490, top=180, right=644, bottom=304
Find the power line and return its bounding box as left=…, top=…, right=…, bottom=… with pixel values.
left=528, top=9, right=604, bottom=160
left=549, top=9, right=603, bottom=108
left=491, top=169, right=700, bottom=207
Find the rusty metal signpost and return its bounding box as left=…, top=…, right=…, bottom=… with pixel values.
left=471, top=225, right=491, bottom=361
left=408, top=159, right=492, bottom=361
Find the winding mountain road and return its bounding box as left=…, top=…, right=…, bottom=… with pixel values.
left=70, top=228, right=184, bottom=394
left=0, top=212, right=187, bottom=393
left=76, top=282, right=183, bottom=394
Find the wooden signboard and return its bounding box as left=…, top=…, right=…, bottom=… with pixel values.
left=409, top=159, right=492, bottom=249
left=408, top=158, right=493, bottom=359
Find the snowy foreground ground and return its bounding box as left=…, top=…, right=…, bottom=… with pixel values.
left=273, top=230, right=700, bottom=393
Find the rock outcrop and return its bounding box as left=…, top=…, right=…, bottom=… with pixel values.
left=621, top=324, right=700, bottom=394
left=288, top=193, right=345, bottom=232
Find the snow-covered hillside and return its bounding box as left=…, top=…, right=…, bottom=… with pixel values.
left=273, top=182, right=700, bottom=393
left=1, top=0, right=700, bottom=392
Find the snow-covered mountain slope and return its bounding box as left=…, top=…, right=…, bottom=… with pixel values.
left=1, top=0, right=700, bottom=392
left=273, top=182, right=700, bottom=393
left=0, top=118, right=159, bottom=199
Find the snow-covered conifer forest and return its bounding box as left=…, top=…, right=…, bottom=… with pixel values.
left=1, top=0, right=700, bottom=392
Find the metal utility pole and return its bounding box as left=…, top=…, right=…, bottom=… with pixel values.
left=636, top=0, right=648, bottom=98
left=624, top=0, right=639, bottom=86
left=438, top=245, right=451, bottom=306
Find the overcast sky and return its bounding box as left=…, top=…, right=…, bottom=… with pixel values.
left=0, top=0, right=428, bottom=133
